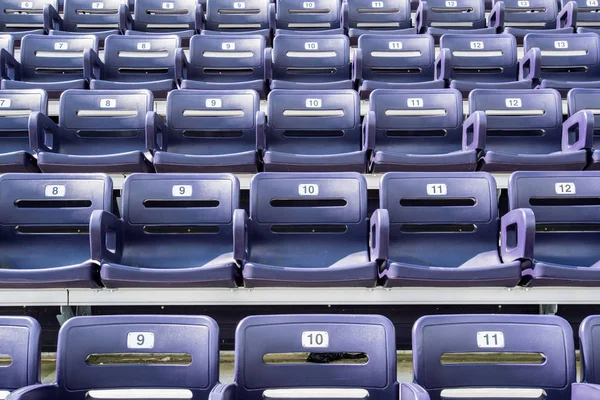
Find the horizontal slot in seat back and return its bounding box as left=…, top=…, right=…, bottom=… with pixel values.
left=0, top=316, right=41, bottom=391
left=165, top=89, right=259, bottom=154
left=187, top=35, right=266, bottom=84
left=235, top=314, right=397, bottom=400
left=369, top=89, right=463, bottom=154
left=56, top=315, right=219, bottom=398
left=358, top=35, right=435, bottom=83
left=580, top=315, right=600, bottom=384
left=469, top=88, right=562, bottom=154
left=412, top=314, right=575, bottom=400
left=380, top=172, right=498, bottom=267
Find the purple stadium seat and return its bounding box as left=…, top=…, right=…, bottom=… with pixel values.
left=270, top=34, right=352, bottom=90
left=94, top=174, right=240, bottom=288
left=566, top=88, right=600, bottom=170
left=0, top=0, right=58, bottom=41
left=508, top=171, right=600, bottom=286
left=342, top=0, right=415, bottom=44
left=263, top=90, right=365, bottom=172
left=374, top=172, right=527, bottom=287
left=240, top=173, right=377, bottom=287
left=415, top=0, right=502, bottom=41
left=124, top=0, right=202, bottom=42
left=150, top=90, right=261, bottom=173
left=203, top=0, right=274, bottom=41
left=466, top=89, right=589, bottom=172
left=437, top=33, right=533, bottom=94
left=0, top=317, right=41, bottom=393
left=580, top=315, right=600, bottom=385
left=275, top=0, right=343, bottom=35
left=524, top=33, right=600, bottom=97
left=366, top=89, right=477, bottom=172
left=567, top=0, right=600, bottom=33
left=31, top=89, right=154, bottom=173
left=44, top=0, right=125, bottom=41
left=178, top=35, right=268, bottom=98
left=402, top=314, right=575, bottom=400
left=0, top=89, right=47, bottom=173
left=0, top=173, right=112, bottom=288
left=1, top=34, right=97, bottom=99
left=210, top=314, right=398, bottom=400
left=499, top=0, right=575, bottom=41
left=8, top=315, right=219, bottom=400
left=85, top=34, right=179, bottom=98
left=354, top=35, right=444, bottom=100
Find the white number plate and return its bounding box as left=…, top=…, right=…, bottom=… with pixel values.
left=299, top=184, right=319, bottom=196
left=54, top=42, right=68, bottom=50
left=372, top=1, right=384, bottom=7
left=587, top=0, right=599, bottom=6
left=206, top=98, right=222, bottom=108
left=477, top=331, right=505, bottom=348
left=554, top=40, right=568, bottom=49
left=172, top=185, right=192, bottom=197
left=389, top=41, right=402, bottom=49
left=0, top=99, right=11, bottom=108
left=92, top=2, right=104, bottom=8
left=100, top=98, right=116, bottom=108
left=505, top=98, right=522, bottom=108
left=445, top=1, right=457, bottom=6
left=45, top=185, right=65, bottom=197
left=127, top=332, right=154, bottom=349
left=234, top=1, right=245, bottom=7
left=20, top=2, right=33, bottom=8
left=518, top=0, right=530, bottom=6
left=304, top=42, right=318, bottom=50
left=222, top=42, right=235, bottom=50
left=306, top=99, right=321, bottom=108
left=303, top=1, right=316, bottom=7
left=427, top=183, right=447, bottom=196
left=470, top=41, right=484, bottom=49
left=302, top=331, right=328, bottom=348
left=555, top=182, right=575, bottom=194
left=162, top=2, right=174, bottom=8
left=137, top=42, right=151, bottom=50
left=407, top=98, right=423, bottom=108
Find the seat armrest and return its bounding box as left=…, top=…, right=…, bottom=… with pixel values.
left=233, top=209, right=248, bottom=264
left=519, top=47, right=541, bottom=84
left=572, top=383, right=600, bottom=400
left=83, top=48, right=104, bottom=81
left=562, top=110, right=594, bottom=152
left=415, top=0, right=428, bottom=33
left=43, top=3, right=63, bottom=32
left=256, top=111, right=266, bottom=151
left=7, top=385, right=59, bottom=400
left=353, top=48, right=363, bottom=81
left=434, top=48, right=451, bottom=81
left=500, top=208, right=535, bottom=264
left=0, top=49, right=21, bottom=81
left=195, top=4, right=204, bottom=32
left=401, top=383, right=430, bottom=400
left=29, top=112, right=59, bottom=153
left=268, top=2, right=276, bottom=28
left=175, top=48, right=188, bottom=81
left=363, top=110, right=376, bottom=150
left=209, top=383, right=237, bottom=400
left=118, top=3, right=134, bottom=32
left=370, top=209, right=389, bottom=262
left=146, top=111, right=168, bottom=151
left=341, top=1, right=349, bottom=29
left=557, top=0, right=577, bottom=29
left=487, top=0, right=504, bottom=31
left=462, top=111, right=487, bottom=152
left=90, top=210, right=124, bottom=264
left=264, top=47, right=272, bottom=81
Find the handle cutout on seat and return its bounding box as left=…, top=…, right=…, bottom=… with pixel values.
left=283, top=110, right=344, bottom=117
left=143, top=225, right=220, bottom=234
left=77, top=110, right=138, bottom=117
left=118, top=51, right=169, bottom=58
left=202, top=51, right=254, bottom=58
left=15, top=225, right=90, bottom=234
left=357, top=7, right=400, bottom=12
left=86, top=353, right=192, bottom=365
left=400, top=224, right=476, bottom=233
left=218, top=8, right=261, bottom=14
left=386, top=129, right=447, bottom=137
left=263, top=352, right=368, bottom=364
left=270, top=224, right=348, bottom=233
left=441, top=352, right=546, bottom=365
left=529, top=197, right=600, bottom=206
left=484, top=109, right=545, bottom=116
left=35, top=51, right=85, bottom=58
left=182, top=130, right=244, bottom=138
left=263, top=389, right=369, bottom=399
left=15, top=199, right=92, bottom=208
left=143, top=200, right=220, bottom=208
left=87, top=389, right=193, bottom=399
left=271, top=198, right=347, bottom=207
left=400, top=198, right=476, bottom=207
left=183, top=110, right=245, bottom=117
left=535, top=223, right=600, bottom=232
left=385, top=109, right=446, bottom=116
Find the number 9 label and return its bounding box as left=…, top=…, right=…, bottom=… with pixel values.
left=172, top=185, right=192, bottom=197
left=127, top=332, right=154, bottom=349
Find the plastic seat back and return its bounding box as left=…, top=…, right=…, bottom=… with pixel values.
left=0, top=0, right=57, bottom=35
left=0, top=35, right=14, bottom=55
left=266, top=89, right=360, bottom=155
left=59, top=0, right=123, bottom=33
left=509, top=171, right=600, bottom=269
left=566, top=0, right=600, bottom=28
left=413, top=314, right=575, bottom=400
left=132, top=0, right=198, bottom=33
left=369, top=89, right=463, bottom=154
left=271, top=34, right=350, bottom=87
left=358, top=34, right=435, bottom=84
left=524, top=33, right=600, bottom=82
left=56, top=315, right=219, bottom=399
left=186, top=35, right=266, bottom=85
left=235, top=315, right=397, bottom=400
left=419, top=0, right=487, bottom=30
left=440, top=34, right=519, bottom=83
left=501, top=0, right=559, bottom=29
left=275, top=0, right=342, bottom=31
left=381, top=172, right=499, bottom=266
left=345, top=0, right=412, bottom=31
left=56, top=89, right=151, bottom=155
left=580, top=315, right=600, bottom=383
left=248, top=173, right=368, bottom=267
left=204, top=0, right=271, bottom=33
left=165, top=90, right=259, bottom=155
left=0, top=90, right=47, bottom=154
left=18, top=34, right=97, bottom=82
left=0, top=317, right=41, bottom=392
left=0, top=174, right=112, bottom=269
left=101, top=34, right=179, bottom=83
left=567, top=88, right=600, bottom=148
left=469, top=88, right=563, bottom=154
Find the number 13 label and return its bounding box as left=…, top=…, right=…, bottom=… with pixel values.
left=127, top=332, right=154, bottom=349
left=477, top=331, right=504, bottom=348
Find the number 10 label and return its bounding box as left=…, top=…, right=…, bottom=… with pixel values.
left=127, top=332, right=154, bottom=349
left=302, top=331, right=329, bottom=348
left=476, top=331, right=504, bottom=348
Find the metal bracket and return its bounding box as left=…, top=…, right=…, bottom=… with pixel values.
left=57, top=305, right=92, bottom=325
left=539, top=304, right=558, bottom=315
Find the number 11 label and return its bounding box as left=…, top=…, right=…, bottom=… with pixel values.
left=127, top=332, right=154, bottom=349
left=476, top=331, right=504, bottom=348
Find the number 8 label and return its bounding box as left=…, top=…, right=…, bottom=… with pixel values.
left=127, top=332, right=154, bottom=349
left=100, top=99, right=116, bottom=108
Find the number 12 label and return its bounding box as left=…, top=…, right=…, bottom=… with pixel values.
left=555, top=182, right=575, bottom=194
left=127, top=332, right=154, bottom=349
left=476, top=331, right=504, bottom=348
